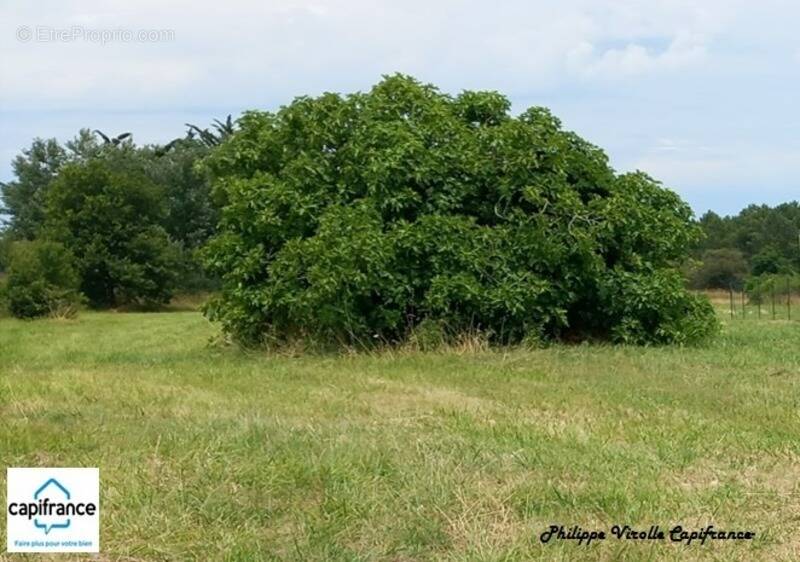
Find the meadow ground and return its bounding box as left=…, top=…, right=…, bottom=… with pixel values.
left=1, top=309, right=800, bottom=561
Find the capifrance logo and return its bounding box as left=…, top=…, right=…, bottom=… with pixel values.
left=6, top=468, right=99, bottom=553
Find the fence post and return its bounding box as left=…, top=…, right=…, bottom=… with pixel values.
left=741, top=289, right=746, bottom=318
left=788, top=278, right=792, bottom=321
left=730, top=286, right=735, bottom=319
left=772, top=285, right=776, bottom=320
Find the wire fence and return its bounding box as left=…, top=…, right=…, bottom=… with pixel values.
left=727, top=282, right=798, bottom=321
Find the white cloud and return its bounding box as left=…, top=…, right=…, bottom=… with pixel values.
left=584, top=31, right=708, bottom=77
left=0, top=0, right=755, bottom=109
left=2, top=0, right=800, bottom=213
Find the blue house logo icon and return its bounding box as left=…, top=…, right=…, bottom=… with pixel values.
left=33, top=478, right=72, bottom=534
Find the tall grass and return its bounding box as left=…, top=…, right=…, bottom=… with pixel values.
left=1, top=311, right=798, bottom=560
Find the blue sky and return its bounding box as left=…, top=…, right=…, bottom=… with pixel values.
left=1, top=0, right=798, bottom=217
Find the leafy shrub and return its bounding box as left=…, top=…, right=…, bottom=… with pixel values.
left=406, top=318, right=449, bottom=351
left=600, top=268, right=718, bottom=345
left=0, top=232, right=11, bottom=273
left=202, top=75, right=718, bottom=347
left=2, top=240, right=83, bottom=318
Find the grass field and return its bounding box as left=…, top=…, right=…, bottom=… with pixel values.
left=2, top=310, right=800, bottom=561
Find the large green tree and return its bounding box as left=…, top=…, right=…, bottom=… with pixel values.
left=45, top=158, right=180, bottom=308
left=202, top=75, right=716, bottom=346
left=688, top=248, right=749, bottom=289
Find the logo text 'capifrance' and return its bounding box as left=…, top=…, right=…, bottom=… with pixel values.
left=6, top=468, right=100, bottom=553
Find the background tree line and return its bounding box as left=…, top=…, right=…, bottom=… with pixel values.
left=689, top=204, right=800, bottom=292
left=0, top=122, right=228, bottom=316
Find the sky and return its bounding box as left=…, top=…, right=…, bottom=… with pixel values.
left=1, top=0, right=798, bottom=217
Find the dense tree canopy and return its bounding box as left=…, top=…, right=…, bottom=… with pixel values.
left=147, top=138, right=219, bottom=251
left=202, top=75, right=716, bottom=346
